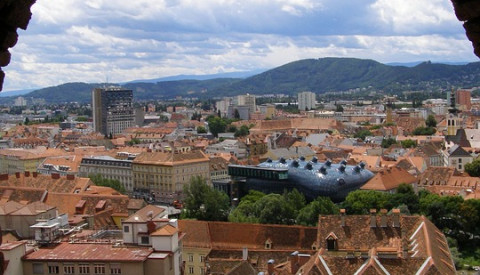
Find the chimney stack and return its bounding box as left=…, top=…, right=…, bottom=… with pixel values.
left=32, top=172, right=37, bottom=178
left=289, top=251, right=299, bottom=274
left=15, top=172, right=20, bottom=178
left=370, top=209, right=377, bottom=228
left=340, top=209, right=346, bottom=227
left=24, top=171, right=30, bottom=177
left=51, top=173, right=60, bottom=179
left=242, top=247, right=248, bottom=261
left=380, top=209, right=388, bottom=227
left=392, top=208, right=401, bottom=227
left=66, top=174, right=75, bottom=180
left=0, top=174, right=8, bottom=181
left=267, top=259, right=275, bottom=275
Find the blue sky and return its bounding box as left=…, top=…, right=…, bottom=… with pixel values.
left=3, top=0, right=478, bottom=91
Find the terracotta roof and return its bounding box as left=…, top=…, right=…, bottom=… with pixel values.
left=298, top=214, right=456, bottom=274
left=179, top=220, right=317, bottom=251
left=124, top=205, right=166, bottom=223
left=361, top=167, right=417, bottom=191
left=133, top=150, right=209, bottom=166
left=0, top=173, right=91, bottom=194
left=23, top=242, right=152, bottom=262
left=417, top=167, right=458, bottom=186
left=151, top=224, right=178, bottom=236
left=10, top=201, right=55, bottom=215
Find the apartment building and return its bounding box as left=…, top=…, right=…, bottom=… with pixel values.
left=132, top=150, right=210, bottom=196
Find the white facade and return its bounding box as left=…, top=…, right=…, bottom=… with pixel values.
left=298, top=91, right=316, bottom=111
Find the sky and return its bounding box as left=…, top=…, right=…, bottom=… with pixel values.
left=2, top=0, right=479, bottom=92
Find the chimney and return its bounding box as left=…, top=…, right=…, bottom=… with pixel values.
left=380, top=209, right=388, bottom=227
left=66, top=174, right=75, bottom=180
left=392, top=208, right=401, bottom=227
left=24, top=171, right=30, bottom=177
left=0, top=174, right=8, bottom=181
left=147, top=220, right=157, bottom=234
left=51, top=173, right=60, bottom=179
left=267, top=259, right=275, bottom=275
left=340, top=209, right=346, bottom=227
left=15, top=172, right=20, bottom=178
left=32, top=172, right=38, bottom=178
left=290, top=251, right=299, bottom=274
left=370, top=209, right=377, bottom=228
left=242, top=247, right=248, bottom=261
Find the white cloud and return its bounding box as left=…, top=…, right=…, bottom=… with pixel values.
left=2, top=0, right=478, bottom=92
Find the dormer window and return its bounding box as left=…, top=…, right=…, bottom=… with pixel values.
left=325, top=232, right=338, bottom=251
left=311, top=241, right=318, bottom=250
left=265, top=239, right=272, bottom=249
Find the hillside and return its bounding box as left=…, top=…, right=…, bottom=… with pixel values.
left=3, top=57, right=480, bottom=103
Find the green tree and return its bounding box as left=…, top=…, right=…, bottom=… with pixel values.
left=88, top=174, right=126, bottom=194
left=341, top=190, right=391, bottom=214
left=296, top=197, right=338, bottom=226
left=234, top=125, right=250, bottom=137
left=181, top=176, right=230, bottom=221
left=425, top=114, right=437, bottom=128
left=196, top=126, right=207, bottom=134
left=335, top=104, right=344, bottom=112
left=390, top=184, right=419, bottom=213
left=381, top=137, right=397, bottom=148
left=465, top=159, right=480, bottom=177
left=24, top=117, right=30, bottom=125
left=255, top=194, right=295, bottom=224
left=207, top=116, right=227, bottom=137
left=412, top=126, right=436, bottom=135
left=354, top=129, right=373, bottom=141
left=401, top=139, right=417, bottom=148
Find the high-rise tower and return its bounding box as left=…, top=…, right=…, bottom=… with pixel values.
left=92, top=87, right=135, bottom=136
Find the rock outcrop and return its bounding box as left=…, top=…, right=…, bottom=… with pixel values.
left=451, top=0, right=480, bottom=59
left=0, top=0, right=36, bottom=91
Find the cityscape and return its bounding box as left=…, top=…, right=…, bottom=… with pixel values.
left=0, top=1, right=480, bottom=275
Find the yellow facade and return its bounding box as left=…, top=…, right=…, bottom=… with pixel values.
left=184, top=247, right=210, bottom=275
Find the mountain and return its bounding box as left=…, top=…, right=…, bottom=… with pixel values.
left=125, top=69, right=265, bottom=83
left=0, top=88, right=36, bottom=97
left=3, top=58, right=480, bottom=104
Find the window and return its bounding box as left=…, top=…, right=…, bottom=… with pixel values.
left=188, top=266, right=194, bottom=274
left=188, top=254, right=194, bottom=262
left=94, top=264, right=105, bottom=274
left=123, top=225, right=129, bottom=233
left=64, top=264, right=75, bottom=274
left=33, top=263, right=44, bottom=274
left=326, top=238, right=337, bottom=251
left=48, top=264, right=59, bottom=274
left=200, top=255, right=205, bottom=262
left=459, top=158, right=462, bottom=163
left=110, top=263, right=121, bottom=274
left=141, top=236, right=149, bottom=244
left=79, top=264, right=90, bottom=274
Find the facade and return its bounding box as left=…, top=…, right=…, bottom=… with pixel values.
left=0, top=147, right=66, bottom=174
left=92, top=87, right=135, bottom=136
left=456, top=89, right=472, bottom=111
left=443, top=144, right=473, bottom=172
left=298, top=91, right=316, bottom=111
left=205, top=139, right=247, bottom=159
left=132, top=151, right=210, bottom=197
left=78, top=156, right=134, bottom=193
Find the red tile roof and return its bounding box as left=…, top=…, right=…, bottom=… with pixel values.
left=23, top=242, right=152, bottom=262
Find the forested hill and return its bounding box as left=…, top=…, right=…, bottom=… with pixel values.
left=6, top=57, right=480, bottom=103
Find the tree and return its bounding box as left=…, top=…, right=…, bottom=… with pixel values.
left=196, top=126, right=207, bottom=134
left=207, top=116, right=227, bottom=137
left=234, top=125, right=249, bottom=137
left=401, top=139, right=417, bottom=148
left=390, top=183, right=419, bottom=213
left=24, top=117, right=30, bottom=125
left=465, top=159, right=480, bottom=177
left=335, top=104, right=344, bottom=112
left=88, top=174, right=126, bottom=194
left=425, top=114, right=437, bottom=128
left=182, top=176, right=230, bottom=221
left=381, top=137, right=397, bottom=148
left=341, top=190, right=391, bottom=214
left=412, top=126, right=436, bottom=135
left=354, top=129, right=373, bottom=141
left=255, top=194, right=295, bottom=224
left=296, top=197, right=338, bottom=226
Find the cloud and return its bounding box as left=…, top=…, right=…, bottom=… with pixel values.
left=3, top=0, right=478, bottom=91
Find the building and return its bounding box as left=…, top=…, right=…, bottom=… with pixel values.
left=0, top=201, right=57, bottom=238
left=0, top=147, right=66, bottom=174
left=23, top=205, right=184, bottom=275
left=132, top=151, right=210, bottom=200
left=205, top=139, right=247, bottom=159
left=298, top=91, right=316, bottom=111
left=443, top=144, right=473, bottom=172
left=92, top=87, right=135, bottom=136
left=456, top=89, right=472, bottom=111
left=78, top=156, right=134, bottom=193
left=296, top=210, right=456, bottom=274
